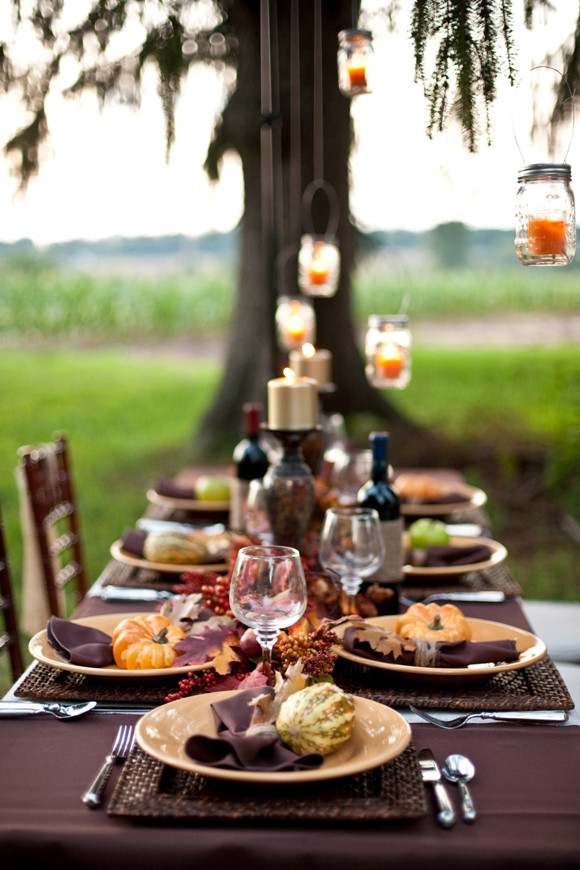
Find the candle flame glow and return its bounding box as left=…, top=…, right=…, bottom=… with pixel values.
left=302, top=343, right=315, bottom=357
left=283, top=367, right=296, bottom=381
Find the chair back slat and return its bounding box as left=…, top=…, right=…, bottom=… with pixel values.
left=0, top=507, right=25, bottom=682
left=18, top=433, right=88, bottom=619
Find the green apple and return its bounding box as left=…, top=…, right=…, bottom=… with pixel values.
left=409, top=518, right=450, bottom=548
left=194, top=475, right=231, bottom=501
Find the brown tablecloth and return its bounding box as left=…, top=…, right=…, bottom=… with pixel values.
left=0, top=714, right=578, bottom=869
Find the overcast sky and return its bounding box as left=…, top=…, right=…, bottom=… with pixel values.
left=0, top=0, right=577, bottom=246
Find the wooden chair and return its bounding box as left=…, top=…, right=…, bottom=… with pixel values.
left=17, top=433, right=88, bottom=619
left=0, top=507, right=25, bottom=682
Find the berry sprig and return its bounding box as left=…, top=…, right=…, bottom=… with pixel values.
left=174, top=570, right=233, bottom=618
left=165, top=663, right=251, bottom=703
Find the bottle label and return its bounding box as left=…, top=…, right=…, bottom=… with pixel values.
left=229, top=478, right=250, bottom=532
left=371, top=516, right=404, bottom=584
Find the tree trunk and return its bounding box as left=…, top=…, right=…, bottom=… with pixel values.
left=194, top=0, right=431, bottom=465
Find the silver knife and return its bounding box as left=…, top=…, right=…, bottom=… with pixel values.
left=400, top=591, right=506, bottom=607
left=100, top=587, right=176, bottom=602
left=418, top=749, right=457, bottom=828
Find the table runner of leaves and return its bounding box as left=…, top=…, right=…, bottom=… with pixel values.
left=106, top=742, right=427, bottom=823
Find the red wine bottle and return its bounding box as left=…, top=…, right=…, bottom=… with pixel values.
left=230, top=403, right=269, bottom=531
left=357, top=431, right=403, bottom=612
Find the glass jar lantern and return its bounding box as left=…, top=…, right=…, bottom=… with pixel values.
left=337, top=29, right=374, bottom=97
left=276, top=296, right=315, bottom=351
left=365, top=315, right=411, bottom=389
left=298, top=235, right=340, bottom=297
left=515, top=164, right=576, bottom=266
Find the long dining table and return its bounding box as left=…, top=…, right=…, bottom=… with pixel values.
left=1, top=479, right=579, bottom=870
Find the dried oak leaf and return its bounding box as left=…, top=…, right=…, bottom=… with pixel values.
left=351, top=623, right=416, bottom=661
left=172, top=622, right=241, bottom=672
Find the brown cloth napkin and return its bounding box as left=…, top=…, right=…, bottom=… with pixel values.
left=342, top=624, right=519, bottom=668
left=421, top=544, right=492, bottom=567
left=185, top=687, right=324, bottom=772
left=47, top=616, right=115, bottom=667
left=155, top=477, right=196, bottom=499
left=120, top=528, right=148, bottom=557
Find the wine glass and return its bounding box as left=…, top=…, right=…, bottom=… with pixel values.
left=318, top=506, right=385, bottom=614
left=229, top=544, right=308, bottom=679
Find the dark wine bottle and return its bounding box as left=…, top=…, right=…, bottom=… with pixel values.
left=357, top=431, right=403, bottom=613
left=229, top=403, right=270, bottom=531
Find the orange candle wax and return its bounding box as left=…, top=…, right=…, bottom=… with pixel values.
left=309, top=264, right=329, bottom=285
left=375, top=344, right=404, bottom=379
left=528, top=218, right=567, bottom=256
left=347, top=63, right=367, bottom=89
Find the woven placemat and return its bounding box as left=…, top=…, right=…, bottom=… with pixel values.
left=16, top=654, right=574, bottom=711
left=333, top=655, right=575, bottom=711
left=15, top=662, right=181, bottom=704
left=401, top=562, right=523, bottom=600
left=107, top=743, right=426, bottom=823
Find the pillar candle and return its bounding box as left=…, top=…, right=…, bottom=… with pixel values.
left=267, top=371, right=318, bottom=431
left=289, top=345, right=332, bottom=388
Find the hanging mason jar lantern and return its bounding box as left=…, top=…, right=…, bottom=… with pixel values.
left=512, top=66, right=576, bottom=266
left=515, top=164, right=575, bottom=265
left=337, top=29, right=374, bottom=97
left=276, top=296, right=315, bottom=351
left=365, top=315, right=411, bottom=390
left=299, top=179, right=341, bottom=297
left=298, top=234, right=340, bottom=297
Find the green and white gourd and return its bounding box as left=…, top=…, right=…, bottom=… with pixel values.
left=276, top=683, right=356, bottom=755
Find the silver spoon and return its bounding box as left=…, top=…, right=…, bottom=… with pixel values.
left=0, top=700, right=97, bottom=719
left=442, top=754, right=477, bottom=822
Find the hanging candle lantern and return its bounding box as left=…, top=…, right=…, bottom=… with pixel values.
left=365, top=315, right=411, bottom=390
left=515, top=164, right=575, bottom=266
left=337, top=29, right=375, bottom=97
left=512, top=66, right=576, bottom=266
left=276, top=296, right=315, bottom=351
left=298, top=234, right=341, bottom=297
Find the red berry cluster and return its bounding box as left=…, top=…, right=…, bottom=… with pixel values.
left=174, top=571, right=233, bottom=617
left=165, top=665, right=251, bottom=703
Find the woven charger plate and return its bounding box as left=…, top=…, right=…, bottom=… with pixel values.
left=333, top=655, right=575, bottom=711
left=107, top=742, right=426, bottom=822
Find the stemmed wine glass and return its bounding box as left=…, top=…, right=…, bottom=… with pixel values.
left=229, top=544, right=308, bottom=679
left=318, top=506, right=385, bottom=614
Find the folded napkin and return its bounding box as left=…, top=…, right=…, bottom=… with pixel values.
left=342, top=623, right=519, bottom=669
left=155, top=477, right=196, bottom=500
left=120, top=528, right=148, bottom=557
left=47, top=616, right=115, bottom=667
left=185, top=687, right=324, bottom=772
left=417, top=544, right=492, bottom=568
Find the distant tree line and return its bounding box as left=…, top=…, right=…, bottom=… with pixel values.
left=0, top=224, right=547, bottom=271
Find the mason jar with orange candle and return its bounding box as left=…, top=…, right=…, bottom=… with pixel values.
left=515, top=164, right=576, bottom=266
left=365, top=315, right=411, bottom=389
left=337, top=29, right=374, bottom=97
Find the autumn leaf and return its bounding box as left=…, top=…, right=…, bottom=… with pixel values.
left=349, top=623, right=417, bottom=661
left=172, top=622, right=241, bottom=669
left=212, top=636, right=243, bottom=675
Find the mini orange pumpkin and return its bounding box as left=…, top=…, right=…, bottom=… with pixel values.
left=111, top=614, right=185, bottom=669
left=395, top=602, right=472, bottom=643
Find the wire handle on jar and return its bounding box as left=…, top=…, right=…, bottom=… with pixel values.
left=512, top=65, right=575, bottom=165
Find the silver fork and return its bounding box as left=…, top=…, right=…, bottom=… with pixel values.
left=409, top=705, right=569, bottom=728
left=82, top=724, right=135, bottom=808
